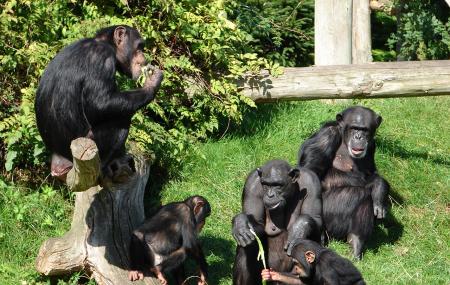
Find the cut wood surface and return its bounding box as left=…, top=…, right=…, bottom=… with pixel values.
left=239, top=60, right=450, bottom=103
left=36, top=138, right=158, bottom=285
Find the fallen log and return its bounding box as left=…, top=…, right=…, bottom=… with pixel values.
left=239, top=60, right=450, bottom=103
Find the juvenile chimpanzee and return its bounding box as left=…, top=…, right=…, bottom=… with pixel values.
left=298, top=106, right=390, bottom=259
left=35, top=25, right=163, bottom=183
left=232, top=160, right=323, bottom=285
left=128, top=196, right=211, bottom=285
left=261, top=239, right=365, bottom=285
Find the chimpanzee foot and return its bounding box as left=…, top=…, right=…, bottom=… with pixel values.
left=128, top=270, right=144, bottom=281
left=51, top=153, right=73, bottom=182
left=103, top=154, right=136, bottom=184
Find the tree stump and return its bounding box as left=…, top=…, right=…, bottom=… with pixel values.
left=35, top=138, right=159, bottom=285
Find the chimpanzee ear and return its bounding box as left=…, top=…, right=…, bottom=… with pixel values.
left=114, top=26, right=127, bottom=46
left=375, top=115, right=383, bottom=128
left=288, top=168, right=300, bottom=182
left=194, top=200, right=204, bottom=216
left=336, top=113, right=343, bottom=122
left=257, top=167, right=262, bottom=177
left=305, top=250, right=315, bottom=264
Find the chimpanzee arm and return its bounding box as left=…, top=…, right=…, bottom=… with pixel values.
left=232, top=170, right=266, bottom=247
left=367, top=173, right=390, bottom=219
left=180, top=216, right=208, bottom=279
left=84, top=67, right=163, bottom=119
left=285, top=169, right=323, bottom=255
left=297, top=121, right=342, bottom=179
left=129, top=230, right=150, bottom=271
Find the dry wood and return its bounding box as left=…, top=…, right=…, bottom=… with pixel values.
left=239, top=60, right=450, bottom=103
left=314, top=0, right=353, bottom=65
left=36, top=138, right=158, bottom=285
left=352, top=0, right=372, bottom=64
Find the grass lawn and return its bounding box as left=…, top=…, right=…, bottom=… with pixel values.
left=1, top=96, right=449, bottom=284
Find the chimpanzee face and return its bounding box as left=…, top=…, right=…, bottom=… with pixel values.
left=291, top=246, right=315, bottom=278
left=257, top=160, right=300, bottom=210
left=114, top=26, right=148, bottom=80
left=337, top=107, right=382, bottom=159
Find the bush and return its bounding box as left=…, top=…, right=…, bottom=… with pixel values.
left=0, top=0, right=287, bottom=175
left=232, top=0, right=314, bottom=67
left=389, top=0, right=450, bottom=60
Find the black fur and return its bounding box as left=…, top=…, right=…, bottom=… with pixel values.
left=129, top=196, right=210, bottom=284
left=298, top=106, right=390, bottom=259
left=232, top=160, right=323, bottom=285
left=35, top=25, right=163, bottom=183
left=291, top=240, right=365, bottom=285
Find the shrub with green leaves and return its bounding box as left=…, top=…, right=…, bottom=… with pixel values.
left=389, top=0, right=450, bottom=60
left=232, top=0, right=314, bottom=67
left=0, top=0, right=289, bottom=174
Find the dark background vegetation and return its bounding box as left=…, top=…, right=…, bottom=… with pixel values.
left=1, top=0, right=449, bottom=284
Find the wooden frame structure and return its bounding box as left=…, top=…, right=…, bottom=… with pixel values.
left=241, top=0, right=450, bottom=103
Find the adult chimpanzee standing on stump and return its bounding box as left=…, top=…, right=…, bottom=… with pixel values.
left=232, top=160, right=323, bottom=285
left=298, top=106, right=390, bottom=259
left=35, top=25, right=163, bottom=183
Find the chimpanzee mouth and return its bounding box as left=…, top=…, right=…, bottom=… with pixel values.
left=351, top=147, right=366, bottom=157
left=269, top=202, right=281, bottom=210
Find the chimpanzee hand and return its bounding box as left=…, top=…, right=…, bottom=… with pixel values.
left=373, top=203, right=387, bottom=219
left=232, top=213, right=256, bottom=247
left=284, top=216, right=315, bottom=256
left=142, top=64, right=163, bottom=90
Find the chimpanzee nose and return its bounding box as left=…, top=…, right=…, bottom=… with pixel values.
left=355, top=132, right=362, bottom=140
left=267, top=190, right=275, bottom=198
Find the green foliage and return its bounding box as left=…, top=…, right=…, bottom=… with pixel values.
left=389, top=0, right=450, bottom=60
left=0, top=0, right=284, bottom=173
left=232, top=0, right=314, bottom=67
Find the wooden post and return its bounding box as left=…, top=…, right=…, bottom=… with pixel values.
left=35, top=138, right=158, bottom=285
left=352, top=0, right=372, bottom=64
left=314, top=0, right=353, bottom=65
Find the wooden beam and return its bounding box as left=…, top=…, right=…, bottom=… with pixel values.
left=239, top=60, right=450, bottom=103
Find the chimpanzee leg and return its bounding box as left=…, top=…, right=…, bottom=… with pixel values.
left=348, top=197, right=373, bottom=259
left=368, top=174, right=390, bottom=219
left=233, top=242, right=263, bottom=285
left=93, top=120, right=135, bottom=183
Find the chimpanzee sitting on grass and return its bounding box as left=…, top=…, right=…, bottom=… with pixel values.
left=261, top=239, right=365, bottom=285
left=35, top=25, right=163, bottom=184
left=297, top=106, right=390, bottom=259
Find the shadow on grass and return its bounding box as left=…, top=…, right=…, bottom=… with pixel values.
left=377, top=136, right=450, bottom=167
left=366, top=211, right=404, bottom=254
left=202, top=236, right=235, bottom=284
left=216, top=103, right=290, bottom=139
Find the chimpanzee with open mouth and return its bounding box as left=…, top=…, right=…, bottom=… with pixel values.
left=298, top=106, right=390, bottom=259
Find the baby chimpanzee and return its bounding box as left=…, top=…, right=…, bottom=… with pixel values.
left=128, top=196, right=211, bottom=285
left=261, top=240, right=365, bottom=285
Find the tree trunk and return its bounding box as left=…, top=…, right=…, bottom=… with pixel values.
left=35, top=138, right=158, bottom=285
left=239, top=60, right=450, bottom=103
left=314, top=0, right=353, bottom=66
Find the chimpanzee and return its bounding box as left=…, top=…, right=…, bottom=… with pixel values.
left=232, top=159, right=323, bottom=285
left=128, top=196, right=211, bottom=285
left=261, top=239, right=365, bottom=285
left=35, top=25, right=163, bottom=183
left=298, top=106, right=390, bottom=259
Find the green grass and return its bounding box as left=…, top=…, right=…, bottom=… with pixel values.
left=1, top=97, right=449, bottom=284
